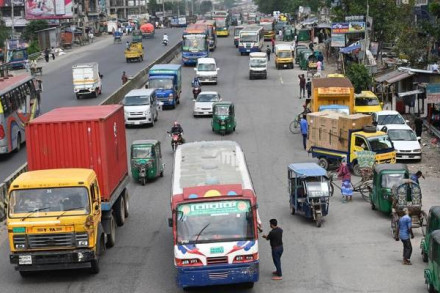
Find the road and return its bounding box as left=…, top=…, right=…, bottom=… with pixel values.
left=0, top=35, right=437, bottom=293
left=0, top=28, right=183, bottom=182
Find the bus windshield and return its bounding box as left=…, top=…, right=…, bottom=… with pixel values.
left=176, top=200, right=255, bottom=244
left=241, top=34, right=257, bottom=42
left=183, top=35, right=207, bottom=52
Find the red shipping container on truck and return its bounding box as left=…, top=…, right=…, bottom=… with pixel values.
left=26, top=105, right=128, bottom=202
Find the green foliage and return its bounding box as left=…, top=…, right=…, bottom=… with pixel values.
left=253, top=0, right=322, bottom=15
left=345, top=63, right=372, bottom=94
left=22, top=20, right=49, bottom=42
left=27, top=40, right=40, bottom=55
left=200, top=1, right=212, bottom=14
left=395, top=26, right=429, bottom=67
left=0, top=19, right=10, bottom=48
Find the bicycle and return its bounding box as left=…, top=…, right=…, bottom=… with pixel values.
left=289, top=108, right=310, bottom=134
left=327, top=168, right=372, bottom=202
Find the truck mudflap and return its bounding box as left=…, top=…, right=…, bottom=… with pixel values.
left=10, top=249, right=96, bottom=271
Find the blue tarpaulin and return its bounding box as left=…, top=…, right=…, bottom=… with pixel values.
left=340, top=43, right=361, bottom=54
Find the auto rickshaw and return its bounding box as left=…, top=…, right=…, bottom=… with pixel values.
left=288, top=163, right=331, bottom=227
left=306, top=54, right=318, bottom=77
left=283, top=25, right=294, bottom=41
left=114, top=31, right=123, bottom=44
left=295, top=45, right=308, bottom=64
left=132, top=30, right=142, bottom=42
left=424, top=230, right=440, bottom=293
left=390, top=179, right=427, bottom=239
left=211, top=101, right=236, bottom=135
left=370, top=163, right=409, bottom=213
left=299, top=49, right=314, bottom=70
left=421, top=206, right=440, bottom=262
left=124, top=42, right=144, bottom=62
left=130, top=140, right=164, bottom=185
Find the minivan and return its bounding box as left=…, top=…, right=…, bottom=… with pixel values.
left=123, top=89, right=159, bottom=126
left=194, top=58, right=219, bottom=85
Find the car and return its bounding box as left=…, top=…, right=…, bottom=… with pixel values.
left=193, top=91, right=221, bottom=116
left=383, top=124, right=422, bottom=161
left=194, top=57, right=219, bottom=85
left=372, top=110, right=408, bottom=131
left=123, top=88, right=159, bottom=126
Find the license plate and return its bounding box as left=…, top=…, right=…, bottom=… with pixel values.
left=135, top=121, right=140, bottom=125
left=246, top=50, right=250, bottom=52
left=19, top=255, right=32, bottom=265
left=284, top=64, right=287, bottom=68
left=402, top=155, right=409, bottom=159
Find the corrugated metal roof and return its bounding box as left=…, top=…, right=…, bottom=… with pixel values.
left=288, top=163, right=327, bottom=177
left=374, top=70, right=414, bottom=83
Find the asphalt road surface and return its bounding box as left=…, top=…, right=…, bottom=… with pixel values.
left=0, top=35, right=435, bottom=293
left=0, top=28, right=183, bottom=182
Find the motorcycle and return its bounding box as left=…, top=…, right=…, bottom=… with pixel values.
left=162, top=39, right=168, bottom=46
left=192, top=86, right=201, bottom=99
left=167, top=131, right=183, bottom=151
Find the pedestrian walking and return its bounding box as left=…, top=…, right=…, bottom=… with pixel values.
left=51, top=47, right=55, bottom=60
left=298, top=74, right=306, bottom=99
left=317, top=60, right=322, bottom=74
left=414, top=116, right=423, bottom=137
left=300, top=114, right=308, bottom=150
left=397, top=208, right=414, bottom=265
left=271, top=37, right=275, bottom=53
left=306, top=78, right=312, bottom=99
left=262, top=219, right=283, bottom=280
left=121, top=71, right=128, bottom=85
left=266, top=45, right=271, bottom=61
left=337, top=158, right=353, bottom=202
left=410, top=170, right=424, bottom=184
left=317, top=52, right=324, bottom=70
left=44, top=48, right=50, bottom=63
left=126, top=41, right=130, bottom=50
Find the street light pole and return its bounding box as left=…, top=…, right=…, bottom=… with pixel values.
left=363, top=0, right=369, bottom=65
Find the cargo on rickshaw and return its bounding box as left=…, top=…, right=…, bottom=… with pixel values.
left=390, top=179, right=427, bottom=240
left=114, top=31, right=123, bottom=44
left=211, top=101, right=236, bottom=135
left=370, top=163, right=409, bottom=213
left=421, top=206, right=440, bottom=263
left=288, top=163, right=331, bottom=227
left=130, top=140, right=164, bottom=186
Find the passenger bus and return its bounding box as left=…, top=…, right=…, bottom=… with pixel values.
left=259, top=17, right=275, bottom=40
left=214, top=17, right=229, bottom=37
left=196, top=20, right=217, bottom=51
left=170, top=141, right=260, bottom=289
left=182, top=24, right=209, bottom=65
left=0, top=72, right=41, bottom=154
left=233, top=25, right=244, bottom=47
left=238, top=26, right=264, bottom=54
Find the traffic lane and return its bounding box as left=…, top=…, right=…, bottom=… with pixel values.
left=0, top=28, right=183, bottom=182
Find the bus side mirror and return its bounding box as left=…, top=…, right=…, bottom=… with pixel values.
left=168, top=217, right=173, bottom=228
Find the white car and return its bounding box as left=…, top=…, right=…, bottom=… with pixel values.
left=194, top=58, right=219, bottom=85
left=193, top=91, right=221, bottom=116
left=384, top=124, right=422, bottom=161
left=372, top=110, right=408, bottom=131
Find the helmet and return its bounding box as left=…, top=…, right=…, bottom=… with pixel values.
left=174, top=121, right=178, bottom=126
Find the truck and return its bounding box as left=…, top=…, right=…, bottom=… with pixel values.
left=140, top=23, right=155, bottom=38
left=310, top=77, right=355, bottom=114
left=306, top=112, right=396, bottom=176
left=148, top=64, right=182, bottom=109
left=7, top=105, right=129, bottom=276
left=124, top=42, right=144, bottom=63
left=107, top=20, right=118, bottom=34
left=72, top=63, right=102, bottom=99
left=249, top=52, right=267, bottom=79
left=275, top=44, right=294, bottom=69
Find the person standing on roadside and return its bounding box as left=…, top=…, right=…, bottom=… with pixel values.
left=51, top=47, right=55, bottom=60
left=121, top=71, right=128, bottom=85
left=266, top=45, right=271, bottom=61
left=410, top=170, right=424, bottom=184
left=44, top=48, right=50, bottom=63
left=300, top=114, right=308, bottom=150
left=271, top=37, right=275, bottom=53
left=397, top=208, right=414, bottom=265
left=414, top=115, right=423, bottom=137
left=306, top=78, right=312, bottom=99
left=262, top=219, right=283, bottom=280
left=298, top=74, right=306, bottom=99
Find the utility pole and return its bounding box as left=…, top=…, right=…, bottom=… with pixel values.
left=363, top=0, right=369, bottom=65
left=11, top=0, right=15, bottom=39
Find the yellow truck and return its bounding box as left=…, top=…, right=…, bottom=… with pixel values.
left=275, top=44, right=294, bottom=69
left=354, top=90, right=383, bottom=114
left=311, top=77, right=355, bottom=114
left=124, top=42, right=144, bottom=63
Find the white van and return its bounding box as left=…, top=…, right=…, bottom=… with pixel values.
left=194, top=57, right=219, bottom=85
left=123, top=89, right=159, bottom=126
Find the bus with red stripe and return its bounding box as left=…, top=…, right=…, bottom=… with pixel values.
left=169, top=141, right=260, bottom=289
left=0, top=73, right=41, bottom=154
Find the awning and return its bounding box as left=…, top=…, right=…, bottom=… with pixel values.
left=427, top=83, right=440, bottom=103
left=398, top=89, right=423, bottom=98
left=374, top=70, right=414, bottom=84
left=339, top=43, right=361, bottom=54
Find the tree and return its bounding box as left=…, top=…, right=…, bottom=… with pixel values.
left=22, top=20, right=49, bottom=42
left=0, top=20, right=10, bottom=49
left=345, top=63, right=372, bottom=94
left=200, top=1, right=212, bottom=14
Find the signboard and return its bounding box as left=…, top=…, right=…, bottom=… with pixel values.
left=0, top=0, right=25, bottom=7
left=25, top=0, right=73, bottom=20
left=349, top=22, right=365, bottom=33
left=331, top=34, right=345, bottom=47
left=345, top=15, right=365, bottom=22
left=427, top=83, right=440, bottom=104
left=317, top=87, right=351, bottom=95
left=178, top=200, right=250, bottom=217
left=331, top=23, right=349, bottom=34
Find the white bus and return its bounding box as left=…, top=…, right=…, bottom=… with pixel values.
left=238, top=26, right=264, bottom=55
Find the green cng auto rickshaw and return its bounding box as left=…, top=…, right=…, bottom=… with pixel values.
left=295, top=45, right=308, bottom=64
left=132, top=30, right=142, bottom=42
left=130, top=140, right=164, bottom=185
left=288, top=163, right=331, bottom=227
left=211, top=102, right=236, bottom=135
left=370, top=163, right=409, bottom=214
left=424, top=230, right=440, bottom=293
left=421, top=206, right=440, bottom=262
left=299, top=49, right=314, bottom=70
left=283, top=25, right=294, bottom=41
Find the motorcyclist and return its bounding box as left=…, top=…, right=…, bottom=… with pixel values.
left=192, top=76, right=201, bottom=88
left=163, top=33, right=169, bottom=43
left=170, top=121, right=184, bottom=143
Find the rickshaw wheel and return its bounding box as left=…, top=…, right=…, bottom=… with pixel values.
left=391, top=213, right=399, bottom=240
left=290, top=206, right=295, bottom=215
left=318, top=158, right=329, bottom=170
left=371, top=202, right=376, bottom=210
left=141, top=178, right=146, bottom=186
left=427, top=282, right=436, bottom=293
left=316, top=215, right=322, bottom=228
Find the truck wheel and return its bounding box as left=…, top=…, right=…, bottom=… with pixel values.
left=114, top=195, right=126, bottom=226
left=318, top=158, right=329, bottom=170
left=106, top=214, right=116, bottom=248
left=90, top=231, right=105, bottom=274
left=123, top=189, right=129, bottom=217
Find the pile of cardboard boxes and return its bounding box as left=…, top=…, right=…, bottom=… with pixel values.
left=307, top=112, right=373, bottom=151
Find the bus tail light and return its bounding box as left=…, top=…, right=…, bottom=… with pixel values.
left=0, top=125, right=5, bottom=140
left=175, top=258, right=202, bottom=267
left=233, top=253, right=258, bottom=263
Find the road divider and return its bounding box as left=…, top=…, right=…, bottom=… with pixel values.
left=0, top=41, right=182, bottom=221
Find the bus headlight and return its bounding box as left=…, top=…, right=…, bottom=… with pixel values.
left=176, top=258, right=202, bottom=266
left=233, top=253, right=258, bottom=263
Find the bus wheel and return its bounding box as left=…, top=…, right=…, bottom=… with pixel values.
left=15, top=133, right=21, bottom=152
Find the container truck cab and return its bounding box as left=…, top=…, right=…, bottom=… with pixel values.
left=148, top=64, right=182, bottom=109
left=249, top=52, right=267, bottom=79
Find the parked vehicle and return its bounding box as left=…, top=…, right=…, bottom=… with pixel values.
left=383, top=124, right=422, bottom=161
left=211, top=101, right=236, bottom=135
left=124, top=42, right=144, bottom=63
left=194, top=58, right=219, bottom=85
left=249, top=52, right=267, bottom=79
left=310, top=77, right=355, bottom=114
left=148, top=64, right=182, bottom=108
left=7, top=105, right=129, bottom=275
left=369, top=163, right=409, bottom=213
left=424, top=230, right=440, bottom=293
left=299, top=49, right=314, bottom=71
left=354, top=91, right=383, bottom=114
left=130, top=140, right=164, bottom=185
left=373, top=110, right=408, bottom=131
left=193, top=91, right=221, bottom=116
left=275, top=44, right=294, bottom=69
left=123, top=89, right=159, bottom=126
left=295, top=45, right=308, bottom=64
left=72, top=63, right=103, bottom=99
left=421, top=206, right=440, bottom=263
left=288, top=163, right=331, bottom=227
